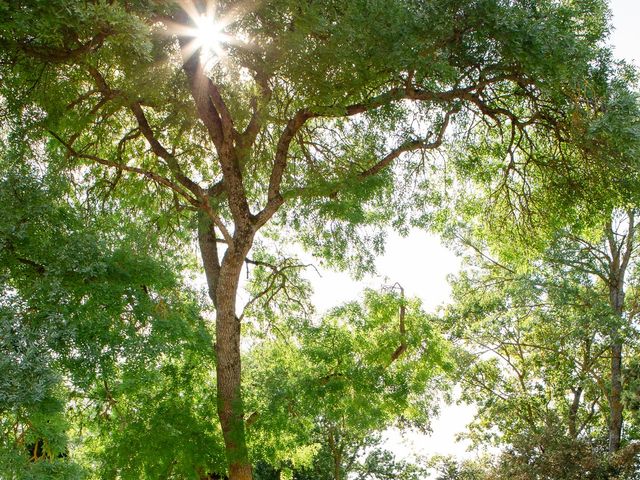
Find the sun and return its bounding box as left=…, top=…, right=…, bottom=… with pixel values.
left=166, top=0, right=255, bottom=71
left=165, top=1, right=232, bottom=69
left=191, top=12, right=228, bottom=66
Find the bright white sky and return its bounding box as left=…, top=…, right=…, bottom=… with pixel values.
left=610, top=0, right=639, bottom=65
left=303, top=0, right=640, bottom=465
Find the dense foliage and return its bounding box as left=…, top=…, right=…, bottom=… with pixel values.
left=1, top=0, right=639, bottom=479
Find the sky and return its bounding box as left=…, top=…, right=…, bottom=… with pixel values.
left=303, top=0, right=640, bottom=463
left=609, top=0, right=639, bottom=65
left=305, top=230, right=470, bottom=460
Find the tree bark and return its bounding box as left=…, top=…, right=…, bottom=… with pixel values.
left=199, top=215, right=255, bottom=480
left=328, top=429, right=342, bottom=480
left=568, top=386, right=582, bottom=439
left=215, top=270, right=251, bottom=480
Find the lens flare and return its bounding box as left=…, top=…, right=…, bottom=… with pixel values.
left=166, top=0, right=258, bottom=72
left=192, top=12, right=228, bottom=66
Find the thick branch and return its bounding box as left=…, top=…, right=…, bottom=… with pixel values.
left=273, top=107, right=458, bottom=210
left=206, top=80, right=236, bottom=141
left=198, top=213, right=222, bottom=306
left=363, top=109, right=455, bottom=179
left=180, top=53, right=226, bottom=151
left=128, top=101, right=204, bottom=197
left=177, top=38, right=251, bottom=226
left=85, top=66, right=210, bottom=204
left=125, top=100, right=232, bottom=239
left=239, top=68, right=272, bottom=151
left=266, top=73, right=527, bottom=208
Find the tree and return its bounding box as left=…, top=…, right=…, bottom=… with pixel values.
left=435, top=58, right=640, bottom=461
left=0, top=1, right=618, bottom=477
left=442, top=229, right=640, bottom=477
left=428, top=455, right=493, bottom=480
left=549, top=210, right=640, bottom=452
left=0, top=152, right=217, bottom=478
left=445, top=255, right=610, bottom=443
left=245, top=288, right=450, bottom=480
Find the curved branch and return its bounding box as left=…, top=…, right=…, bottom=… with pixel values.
left=239, top=67, right=272, bottom=151
left=266, top=72, right=527, bottom=209
left=275, top=107, right=458, bottom=209
left=128, top=101, right=204, bottom=197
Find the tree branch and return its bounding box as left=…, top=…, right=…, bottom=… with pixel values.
left=389, top=283, right=408, bottom=364
left=48, top=130, right=202, bottom=208
left=238, top=67, right=272, bottom=151
left=128, top=101, right=204, bottom=197
left=239, top=259, right=314, bottom=321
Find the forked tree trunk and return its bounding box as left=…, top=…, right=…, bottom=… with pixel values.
left=198, top=215, right=254, bottom=480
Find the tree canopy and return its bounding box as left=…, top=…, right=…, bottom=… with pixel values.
left=1, top=0, right=639, bottom=479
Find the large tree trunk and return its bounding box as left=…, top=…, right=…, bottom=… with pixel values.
left=328, top=429, right=342, bottom=480
left=216, top=267, right=251, bottom=480
left=199, top=215, right=254, bottom=480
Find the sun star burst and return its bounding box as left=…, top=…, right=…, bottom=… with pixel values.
left=191, top=12, right=228, bottom=66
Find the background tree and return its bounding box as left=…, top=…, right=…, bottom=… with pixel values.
left=548, top=209, right=640, bottom=452
left=430, top=57, right=640, bottom=476
left=244, top=288, right=450, bottom=480
left=0, top=152, right=219, bottom=478
left=442, top=231, right=640, bottom=477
